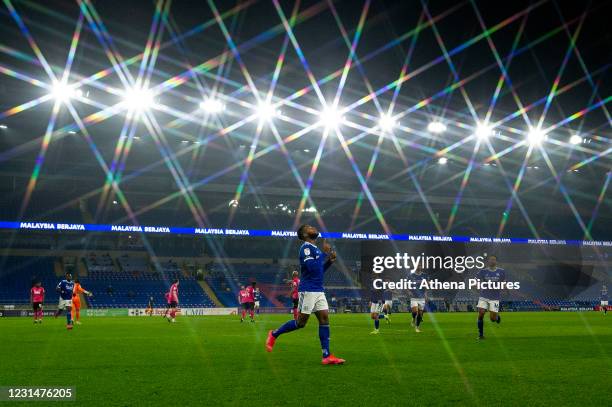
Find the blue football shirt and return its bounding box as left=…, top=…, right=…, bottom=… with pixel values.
left=57, top=279, right=75, bottom=301
left=476, top=268, right=506, bottom=301
left=298, top=242, right=330, bottom=292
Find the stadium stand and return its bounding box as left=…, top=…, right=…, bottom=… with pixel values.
left=0, top=256, right=59, bottom=305
left=84, top=253, right=116, bottom=273
left=0, top=253, right=214, bottom=308
left=82, top=277, right=214, bottom=308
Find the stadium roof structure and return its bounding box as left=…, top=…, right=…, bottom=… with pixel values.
left=0, top=0, right=610, bottom=240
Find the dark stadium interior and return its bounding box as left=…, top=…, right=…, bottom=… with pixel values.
left=1, top=0, right=611, bottom=405
left=0, top=0, right=610, bottom=239
left=1, top=0, right=610, bottom=313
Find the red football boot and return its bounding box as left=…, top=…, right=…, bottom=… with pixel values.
left=265, top=330, right=276, bottom=352
left=322, top=354, right=345, bottom=365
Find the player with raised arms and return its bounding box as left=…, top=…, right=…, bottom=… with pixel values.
left=54, top=272, right=75, bottom=330
left=408, top=266, right=428, bottom=333
left=476, top=255, right=504, bottom=340
left=266, top=224, right=345, bottom=365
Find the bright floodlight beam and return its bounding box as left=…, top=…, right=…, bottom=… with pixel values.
left=438, top=156, right=448, bottom=165
left=475, top=123, right=493, bottom=139
left=50, top=81, right=82, bottom=102
left=319, top=106, right=344, bottom=129
left=122, top=87, right=154, bottom=111
left=256, top=101, right=279, bottom=122
left=569, top=134, right=582, bottom=145
left=427, top=121, right=446, bottom=134
left=200, top=98, right=225, bottom=114
left=378, top=114, right=396, bottom=132
left=527, top=127, right=546, bottom=145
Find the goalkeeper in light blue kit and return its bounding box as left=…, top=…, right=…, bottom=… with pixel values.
left=476, top=255, right=504, bottom=340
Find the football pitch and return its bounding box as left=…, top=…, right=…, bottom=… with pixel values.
left=1, top=312, right=610, bottom=406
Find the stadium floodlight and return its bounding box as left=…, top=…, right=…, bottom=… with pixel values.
left=200, top=98, right=225, bottom=114
left=319, top=106, right=344, bottom=129
left=122, top=86, right=154, bottom=111
left=50, top=81, right=82, bottom=102
left=569, top=134, right=582, bottom=145
left=228, top=199, right=239, bottom=208
left=256, top=101, right=280, bottom=122
left=527, top=127, right=546, bottom=145
left=427, top=121, right=446, bottom=134
left=475, top=123, right=493, bottom=139
left=378, top=114, right=396, bottom=132
left=438, top=156, right=448, bottom=165
left=0, top=124, right=7, bottom=129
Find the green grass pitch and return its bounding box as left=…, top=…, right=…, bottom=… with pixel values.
left=1, top=312, right=610, bottom=406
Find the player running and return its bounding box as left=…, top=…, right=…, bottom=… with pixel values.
left=476, top=255, right=504, bottom=340
left=409, top=267, right=428, bottom=333
left=289, top=270, right=300, bottom=320
left=601, top=284, right=608, bottom=315
left=266, top=224, right=345, bottom=365
left=30, top=281, right=45, bottom=324
left=54, top=272, right=75, bottom=330
left=71, top=279, right=92, bottom=325
left=166, top=279, right=179, bottom=323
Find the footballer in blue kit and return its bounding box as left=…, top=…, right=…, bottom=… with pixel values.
left=265, top=224, right=345, bottom=365
left=54, top=272, right=75, bottom=330
left=476, top=255, right=504, bottom=339
left=408, top=267, right=428, bottom=333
